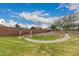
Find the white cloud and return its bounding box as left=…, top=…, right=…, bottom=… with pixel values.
left=18, top=23, right=38, bottom=29
left=31, top=10, right=49, bottom=17
left=7, top=20, right=17, bottom=27
left=24, top=24, right=50, bottom=29
left=68, top=4, right=79, bottom=11
left=26, top=24, right=37, bottom=29
left=0, top=19, right=17, bottom=27
left=18, top=23, right=29, bottom=28
left=0, top=19, right=6, bottom=24
left=19, top=10, right=60, bottom=24
left=8, top=9, right=18, bottom=15
left=56, top=3, right=66, bottom=9
left=0, top=10, right=62, bottom=29
left=0, top=19, right=52, bottom=29
left=39, top=24, right=50, bottom=29
left=57, top=3, right=79, bottom=13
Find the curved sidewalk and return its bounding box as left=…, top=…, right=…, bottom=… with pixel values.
left=24, top=33, right=70, bottom=43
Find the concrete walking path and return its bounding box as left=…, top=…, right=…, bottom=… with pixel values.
left=24, top=33, right=70, bottom=43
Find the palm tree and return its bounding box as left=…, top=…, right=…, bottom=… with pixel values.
left=15, top=24, right=22, bottom=37
left=30, top=26, right=36, bottom=38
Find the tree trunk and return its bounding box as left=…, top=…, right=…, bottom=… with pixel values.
left=30, top=30, right=32, bottom=37
left=19, top=30, right=22, bottom=37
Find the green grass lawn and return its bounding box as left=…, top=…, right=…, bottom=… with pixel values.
left=0, top=33, right=79, bottom=56
left=32, top=34, right=63, bottom=40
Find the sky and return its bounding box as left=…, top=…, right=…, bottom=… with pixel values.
left=0, top=3, right=79, bottom=28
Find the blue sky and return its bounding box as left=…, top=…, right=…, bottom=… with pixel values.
left=0, top=3, right=78, bottom=27
left=0, top=3, right=74, bottom=16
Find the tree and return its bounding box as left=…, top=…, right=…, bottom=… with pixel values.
left=31, top=26, right=37, bottom=30
left=15, top=24, right=22, bottom=37
left=54, top=14, right=78, bottom=31
left=49, top=24, right=57, bottom=30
